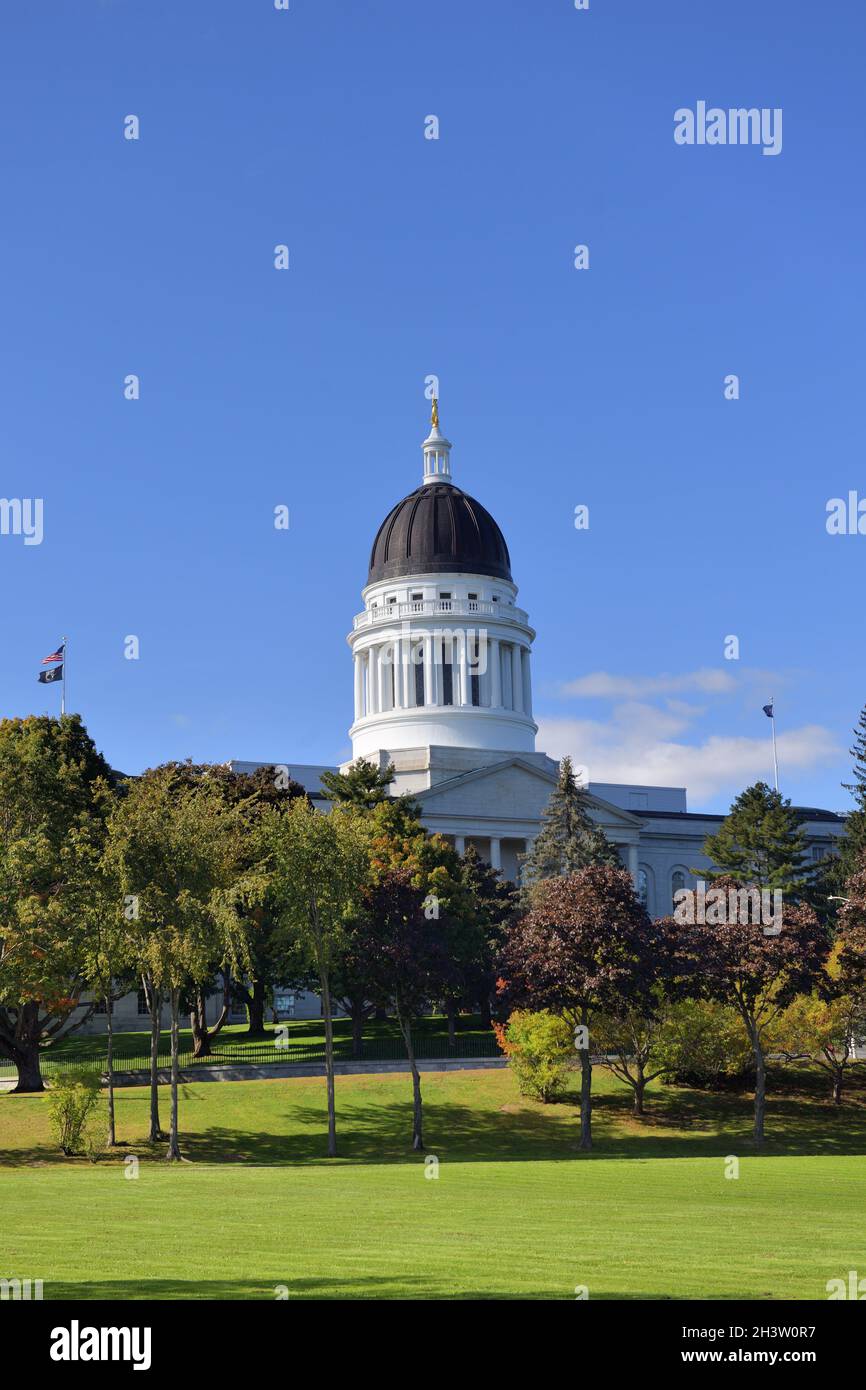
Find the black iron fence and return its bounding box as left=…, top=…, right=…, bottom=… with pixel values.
left=0, top=1031, right=501, bottom=1081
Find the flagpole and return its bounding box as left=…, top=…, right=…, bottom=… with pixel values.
left=62, top=635, right=67, bottom=717
left=770, top=696, right=778, bottom=792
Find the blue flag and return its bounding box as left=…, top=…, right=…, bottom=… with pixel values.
left=762, top=703, right=774, bottom=719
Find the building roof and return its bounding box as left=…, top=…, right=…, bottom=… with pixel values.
left=367, top=481, right=512, bottom=585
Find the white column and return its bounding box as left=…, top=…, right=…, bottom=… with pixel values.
left=454, top=834, right=466, bottom=854
left=423, top=633, right=434, bottom=705
left=377, top=644, right=388, bottom=712
left=628, top=843, right=639, bottom=888
left=522, top=648, right=532, bottom=716
left=353, top=653, right=363, bottom=721
left=511, top=644, right=523, bottom=713
left=368, top=647, right=378, bottom=714
left=490, top=638, right=501, bottom=707
left=403, top=640, right=412, bottom=708
left=458, top=631, right=470, bottom=707
left=490, top=837, right=502, bottom=872
left=392, top=639, right=403, bottom=709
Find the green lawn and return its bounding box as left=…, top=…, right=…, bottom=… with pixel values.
left=2, top=1066, right=866, bottom=1299
left=13, top=1014, right=493, bottom=1072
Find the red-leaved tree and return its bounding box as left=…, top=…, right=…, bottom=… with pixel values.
left=500, top=864, right=658, bottom=1151
left=669, top=879, right=828, bottom=1148
left=349, top=867, right=453, bottom=1151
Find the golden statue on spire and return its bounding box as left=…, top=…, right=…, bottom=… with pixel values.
left=431, top=396, right=439, bottom=428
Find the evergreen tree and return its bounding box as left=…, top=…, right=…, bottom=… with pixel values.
left=520, top=756, right=619, bottom=899
left=320, top=758, right=396, bottom=809
left=702, top=782, right=813, bottom=896
left=839, top=702, right=866, bottom=875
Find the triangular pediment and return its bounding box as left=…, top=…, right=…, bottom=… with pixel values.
left=414, top=757, right=644, bottom=830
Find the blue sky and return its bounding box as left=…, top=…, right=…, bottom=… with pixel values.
left=0, top=0, right=863, bottom=812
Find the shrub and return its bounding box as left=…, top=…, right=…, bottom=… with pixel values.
left=84, top=1109, right=109, bottom=1162
left=495, top=1009, right=574, bottom=1102
left=657, top=999, right=755, bottom=1090
left=46, top=1071, right=102, bottom=1156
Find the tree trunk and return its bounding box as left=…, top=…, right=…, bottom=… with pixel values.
left=166, top=987, right=182, bottom=1161
left=8, top=1002, right=44, bottom=1093
left=351, top=1006, right=364, bottom=1061
left=320, top=969, right=338, bottom=1158
left=832, top=1070, right=843, bottom=1105
left=247, top=978, right=266, bottom=1037
left=578, top=1009, right=592, bottom=1151
left=752, top=1024, right=766, bottom=1149
left=105, top=992, right=116, bottom=1145
left=633, top=1073, right=646, bottom=1117
left=190, top=989, right=211, bottom=1059
left=397, top=1006, right=423, bottom=1151
left=478, top=996, right=492, bottom=1029
left=446, top=1000, right=457, bottom=1052
left=143, top=976, right=163, bottom=1141
left=10, top=1041, right=44, bottom=1094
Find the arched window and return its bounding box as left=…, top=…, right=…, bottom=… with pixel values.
left=671, top=869, right=686, bottom=911
left=637, top=868, right=649, bottom=910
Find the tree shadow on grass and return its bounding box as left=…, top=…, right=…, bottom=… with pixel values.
left=5, top=1070, right=866, bottom=1168
left=173, top=1084, right=866, bottom=1165
left=38, top=1276, right=671, bottom=1301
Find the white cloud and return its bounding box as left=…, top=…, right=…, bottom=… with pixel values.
left=559, top=668, right=738, bottom=699
left=535, top=709, right=840, bottom=806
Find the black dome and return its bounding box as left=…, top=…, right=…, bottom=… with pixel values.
left=368, top=481, right=512, bottom=585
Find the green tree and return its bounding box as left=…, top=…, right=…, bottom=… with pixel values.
left=651, top=997, right=754, bottom=1089
left=219, top=761, right=308, bottom=1034
left=104, top=764, right=248, bottom=1159
left=702, top=782, right=813, bottom=896
left=592, top=991, right=673, bottom=1116
left=776, top=941, right=866, bottom=1105
left=520, top=757, right=619, bottom=901
left=0, top=715, right=116, bottom=1092
left=266, top=799, right=367, bottom=1156
left=127, top=761, right=308, bottom=1051
left=320, top=758, right=399, bottom=810
left=75, top=798, right=138, bottom=1146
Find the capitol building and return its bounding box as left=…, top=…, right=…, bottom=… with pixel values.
left=235, top=403, right=845, bottom=914
left=78, top=404, right=845, bottom=1033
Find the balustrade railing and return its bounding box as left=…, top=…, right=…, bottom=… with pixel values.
left=353, top=599, right=528, bottom=629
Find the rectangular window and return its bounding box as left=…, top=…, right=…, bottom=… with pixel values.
left=411, top=592, right=423, bottom=601
left=137, top=989, right=150, bottom=1016
left=415, top=655, right=424, bottom=705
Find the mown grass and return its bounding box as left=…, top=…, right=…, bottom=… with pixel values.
left=2, top=1066, right=865, bottom=1299
left=31, top=1013, right=492, bottom=1064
